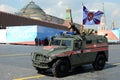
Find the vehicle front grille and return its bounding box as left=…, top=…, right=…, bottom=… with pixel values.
left=35, top=54, right=49, bottom=62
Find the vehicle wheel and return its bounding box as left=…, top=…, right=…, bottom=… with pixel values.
left=35, top=67, right=46, bottom=73
left=52, top=59, right=70, bottom=77
left=92, top=54, right=106, bottom=70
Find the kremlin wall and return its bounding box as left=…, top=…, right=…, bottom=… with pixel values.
left=0, top=1, right=120, bottom=45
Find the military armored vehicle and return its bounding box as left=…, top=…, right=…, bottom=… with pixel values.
left=31, top=24, right=108, bottom=77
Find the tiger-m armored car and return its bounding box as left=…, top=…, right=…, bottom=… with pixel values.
left=31, top=24, right=108, bottom=77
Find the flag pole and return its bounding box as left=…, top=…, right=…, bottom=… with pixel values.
left=81, top=2, right=84, bottom=30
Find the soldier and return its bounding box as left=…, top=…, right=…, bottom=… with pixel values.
left=44, top=37, right=49, bottom=46
left=93, top=30, right=98, bottom=35
left=68, top=22, right=80, bottom=35
left=79, top=24, right=94, bottom=35
left=79, top=24, right=85, bottom=34
left=35, top=37, right=38, bottom=46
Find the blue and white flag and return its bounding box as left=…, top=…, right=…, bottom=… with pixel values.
left=83, top=5, right=103, bottom=25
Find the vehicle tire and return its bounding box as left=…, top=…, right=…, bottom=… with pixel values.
left=92, top=54, right=106, bottom=70
left=52, top=59, right=70, bottom=77
left=35, top=67, right=46, bottom=73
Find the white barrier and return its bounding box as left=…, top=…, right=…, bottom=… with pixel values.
left=0, top=29, right=6, bottom=43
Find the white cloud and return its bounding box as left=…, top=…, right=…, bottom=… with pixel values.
left=58, top=1, right=62, bottom=6
left=58, top=1, right=63, bottom=7
left=0, top=4, right=17, bottom=13
left=44, top=8, right=52, bottom=14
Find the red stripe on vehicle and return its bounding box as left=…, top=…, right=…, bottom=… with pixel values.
left=85, top=43, right=108, bottom=48
left=83, top=47, right=108, bottom=53
left=54, top=47, right=108, bottom=57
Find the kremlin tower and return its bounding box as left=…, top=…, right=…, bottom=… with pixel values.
left=63, top=7, right=73, bottom=27
left=100, top=3, right=106, bottom=30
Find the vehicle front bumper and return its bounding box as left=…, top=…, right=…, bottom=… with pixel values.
left=32, top=60, right=49, bottom=68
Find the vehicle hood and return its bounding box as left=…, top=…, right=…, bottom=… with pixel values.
left=33, top=46, right=72, bottom=57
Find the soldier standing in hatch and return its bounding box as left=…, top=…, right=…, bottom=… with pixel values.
left=68, top=22, right=80, bottom=35
left=79, top=24, right=95, bottom=35
left=79, top=24, right=85, bottom=34
left=93, top=30, right=98, bottom=35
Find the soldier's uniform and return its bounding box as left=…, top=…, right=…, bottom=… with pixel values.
left=67, top=23, right=80, bottom=35
left=80, top=28, right=94, bottom=35
left=68, top=23, right=94, bottom=35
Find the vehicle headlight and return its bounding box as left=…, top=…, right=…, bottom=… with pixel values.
left=31, top=52, right=35, bottom=60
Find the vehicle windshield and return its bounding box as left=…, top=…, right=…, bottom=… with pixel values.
left=51, top=39, right=71, bottom=47
left=51, top=39, right=61, bottom=45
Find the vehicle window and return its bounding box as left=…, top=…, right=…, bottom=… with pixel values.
left=62, top=40, right=71, bottom=47
left=74, top=40, right=81, bottom=49
left=75, top=43, right=79, bottom=48
left=97, top=39, right=103, bottom=43
left=86, top=40, right=92, bottom=44
left=52, top=39, right=61, bottom=45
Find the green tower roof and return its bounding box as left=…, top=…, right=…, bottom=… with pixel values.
left=65, top=8, right=72, bottom=20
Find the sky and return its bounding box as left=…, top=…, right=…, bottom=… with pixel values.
left=0, top=0, right=120, bottom=29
